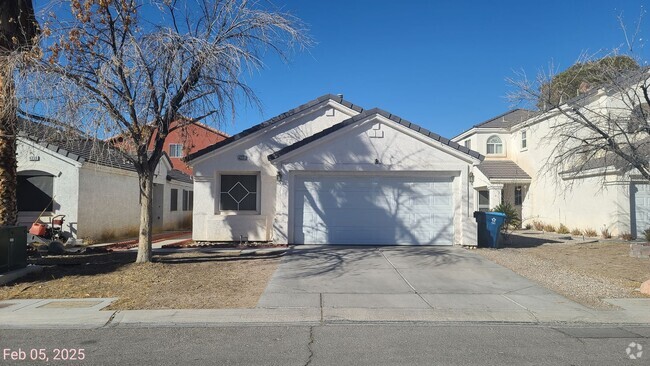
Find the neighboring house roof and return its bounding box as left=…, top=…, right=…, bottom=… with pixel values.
left=18, top=117, right=136, bottom=171
left=185, top=94, right=364, bottom=162
left=18, top=117, right=179, bottom=173
left=166, top=169, right=193, bottom=184
left=477, top=160, right=531, bottom=180
left=472, top=109, right=536, bottom=130
left=267, top=108, right=484, bottom=162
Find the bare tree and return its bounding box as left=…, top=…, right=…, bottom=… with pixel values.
left=508, top=54, right=650, bottom=181
left=0, top=0, right=39, bottom=227
left=25, top=0, right=309, bottom=262
left=506, top=12, right=650, bottom=186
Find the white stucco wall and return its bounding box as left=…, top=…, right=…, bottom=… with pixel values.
left=271, top=115, right=479, bottom=245
left=190, top=101, right=359, bottom=242
left=16, top=138, right=81, bottom=237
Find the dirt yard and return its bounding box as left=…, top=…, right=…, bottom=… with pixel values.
left=0, top=251, right=280, bottom=310
left=476, top=232, right=650, bottom=308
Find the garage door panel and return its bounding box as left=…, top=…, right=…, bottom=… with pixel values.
left=293, top=175, right=454, bottom=245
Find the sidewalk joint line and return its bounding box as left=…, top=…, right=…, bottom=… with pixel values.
left=501, top=294, right=540, bottom=323
left=103, top=310, right=119, bottom=328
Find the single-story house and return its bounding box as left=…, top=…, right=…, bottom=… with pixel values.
left=16, top=118, right=193, bottom=242
left=186, top=94, right=483, bottom=245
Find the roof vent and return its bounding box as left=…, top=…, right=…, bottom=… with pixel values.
left=337, top=94, right=343, bottom=98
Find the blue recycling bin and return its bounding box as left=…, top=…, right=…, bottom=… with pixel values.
left=473, top=211, right=507, bottom=248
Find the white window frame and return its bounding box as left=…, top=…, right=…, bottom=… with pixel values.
left=217, top=173, right=260, bottom=214
left=521, top=130, right=528, bottom=151
left=486, top=135, right=503, bottom=155
left=464, top=139, right=471, bottom=149
left=169, top=143, right=183, bottom=158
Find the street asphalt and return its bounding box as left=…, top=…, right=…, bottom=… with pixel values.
left=1, top=324, right=648, bottom=365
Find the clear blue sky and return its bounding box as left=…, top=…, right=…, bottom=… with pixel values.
left=229, top=0, right=649, bottom=138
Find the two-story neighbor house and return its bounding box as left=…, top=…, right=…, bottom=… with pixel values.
left=452, top=74, right=650, bottom=238
left=186, top=95, right=483, bottom=246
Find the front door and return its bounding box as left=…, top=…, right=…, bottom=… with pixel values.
left=153, top=183, right=164, bottom=230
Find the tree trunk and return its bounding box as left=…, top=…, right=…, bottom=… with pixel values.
left=0, top=59, right=18, bottom=227
left=136, top=171, right=154, bottom=263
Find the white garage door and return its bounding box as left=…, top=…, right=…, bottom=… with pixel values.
left=293, top=175, right=454, bottom=245
left=632, top=183, right=650, bottom=238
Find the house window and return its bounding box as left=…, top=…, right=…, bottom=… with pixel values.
left=220, top=174, right=258, bottom=211
left=464, top=139, right=471, bottom=149
left=514, top=186, right=523, bottom=205
left=169, top=144, right=183, bottom=158
left=521, top=131, right=527, bottom=150
left=189, top=191, right=194, bottom=210
left=182, top=190, right=192, bottom=211
left=170, top=188, right=178, bottom=211
left=478, top=190, right=490, bottom=212
left=486, top=136, right=503, bottom=154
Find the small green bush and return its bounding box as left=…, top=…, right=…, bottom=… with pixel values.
left=524, top=223, right=532, bottom=230
left=543, top=224, right=556, bottom=232
left=570, top=228, right=582, bottom=236
left=491, top=203, right=521, bottom=232
left=557, top=224, right=570, bottom=234
left=584, top=228, right=598, bottom=237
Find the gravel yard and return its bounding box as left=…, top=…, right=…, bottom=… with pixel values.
left=476, top=232, right=650, bottom=309
left=0, top=251, right=280, bottom=310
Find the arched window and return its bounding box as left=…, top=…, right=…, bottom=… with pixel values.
left=486, top=136, right=503, bottom=154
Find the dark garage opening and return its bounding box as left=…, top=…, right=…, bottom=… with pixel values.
left=17, top=170, right=54, bottom=211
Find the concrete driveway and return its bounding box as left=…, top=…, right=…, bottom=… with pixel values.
left=258, top=246, right=598, bottom=322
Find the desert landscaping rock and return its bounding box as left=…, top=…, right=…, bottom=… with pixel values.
left=641, top=280, right=650, bottom=295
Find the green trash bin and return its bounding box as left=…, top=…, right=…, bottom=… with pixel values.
left=0, top=226, right=27, bottom=273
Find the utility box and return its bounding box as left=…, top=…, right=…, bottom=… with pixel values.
left=473, top=212, right=507, bottom=248
left=0, top=226, right=28, bottom=273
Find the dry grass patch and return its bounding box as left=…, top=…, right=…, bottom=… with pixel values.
left=0, top=251, right=280, bottom=310
left=477, top=237, right=650, bottom=308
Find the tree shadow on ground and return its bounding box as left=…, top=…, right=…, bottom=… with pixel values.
left=278, top=245, right=483, bottom=278
left=500, top=232, right=566, bottom=248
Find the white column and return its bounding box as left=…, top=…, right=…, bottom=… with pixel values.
left=488, top=184, right=504, bottom=210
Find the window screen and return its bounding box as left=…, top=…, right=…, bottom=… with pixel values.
left=182, top=190, right=190, bottom=211
left=220, top=175, right=257, bottom=211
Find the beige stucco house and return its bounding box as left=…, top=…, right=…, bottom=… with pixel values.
left=187, top=95, right=483, bottom=246
left=451, top=79, right=650, bottom=238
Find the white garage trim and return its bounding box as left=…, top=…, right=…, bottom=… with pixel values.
left=290, top=173, right=455, bottom=245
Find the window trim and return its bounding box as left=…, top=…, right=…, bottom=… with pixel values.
left=169, top=143, right=184, bottom=158
left=464, top=139, right=471, bottom=150
left=486, top=135, right=504, bottom=155
left=520, top=130, right=528, bottom=151
left=217, top=172, right=260, bottom=214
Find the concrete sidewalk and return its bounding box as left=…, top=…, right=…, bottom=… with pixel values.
left=1, top=296, right=649, bottom=329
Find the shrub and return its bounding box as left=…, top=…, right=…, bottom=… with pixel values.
left=557, top=224, right=570, bottom=234
left=584, top=228, right=598, bottom=237
left=620, top=232, right=634, bottom=241
left=491, top=203, right=521, bottom=232
left=524, top=223, right=532, bottom=230
left=543, top=224, right=556, bottom=232
left=601, top=228, right=612, bottom=239
left=644, top=229, right=650, bottom=242
left=570, top=228, right=582, bottom=236
left=532, top=220, right=545, bottom=231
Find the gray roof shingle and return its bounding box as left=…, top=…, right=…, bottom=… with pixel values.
left=477, top=160, right=531, bottom=180
left=166, top=169, right=193, bottom=184
left=185, top=94, right=364, bottom=162
left=268, top=108, right=484, bottom=161
left=473, top=109, right=536, bottom=130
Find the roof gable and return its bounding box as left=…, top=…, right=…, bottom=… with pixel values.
left=268, top=108, right=484, bottom=162
left=185, top=94, right=363, bottom=163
